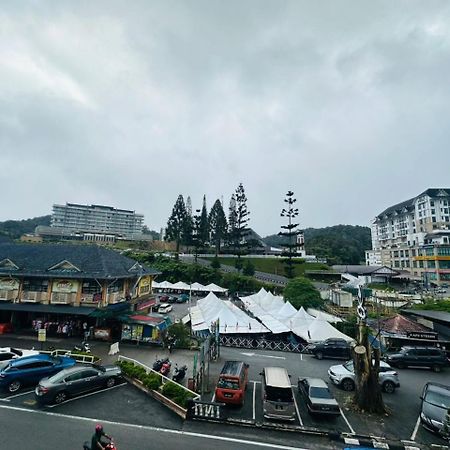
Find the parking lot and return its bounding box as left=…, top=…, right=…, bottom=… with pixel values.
left=0, top=380, right=184, bottom=430
left=205, top=348, right=450, bottom=447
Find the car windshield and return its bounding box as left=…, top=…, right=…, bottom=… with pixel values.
left=94, top=365, right=105, bottom=372
left=266, top=386, right=293, bottom=402
left=425, top=391, right=450, bottom=409
left=310, top=387, right=333, bottom=399
left=343, top=361, right=354, bottom=371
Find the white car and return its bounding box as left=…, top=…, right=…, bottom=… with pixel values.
left=158, top=303, right=173, bottom=314
left=328, top=360, right=400, bottom=394
left=0, top=347, right=40, bottom=369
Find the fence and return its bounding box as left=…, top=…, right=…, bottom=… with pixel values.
left=219, top=335, right=306, bottom=353
left=39, top=349, right=95, bottom=364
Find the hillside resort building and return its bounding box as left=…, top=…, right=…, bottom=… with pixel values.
left=35, top=203, right=150, bottom=243
left=366, top=188, right=450, bottom=286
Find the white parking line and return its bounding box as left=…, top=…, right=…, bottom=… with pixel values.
left=46, top=382, right=127, bottom=408
left=300, top=353, right=303, bottom=361
left=0, top=403, right=311, bottom=450
left=252, top=381, right=256, bottom=421
left=211, top=392, right=216, bottom=403
left=292, top=390, right=303, bottom=426
left=339, top=407, right=355, bottom=434
left=410, top=415, right=421, bottom=441
left=2, top=390, right=35, bottom=400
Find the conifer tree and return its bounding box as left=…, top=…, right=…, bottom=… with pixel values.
left=229, top=183, right=250, bottom=269
left=199, top=195, right=209, bottom=245
left=209, top=199, right=228, bottom=255
left=165, top=195, right=188, bottom=257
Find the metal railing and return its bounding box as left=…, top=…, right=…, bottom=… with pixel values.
left=39, top=349, right=95, bottom=364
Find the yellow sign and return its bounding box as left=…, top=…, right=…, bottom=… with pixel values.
left=38, top=329, right=46, bottom=342
left=52, top=280, right=79, bottom=293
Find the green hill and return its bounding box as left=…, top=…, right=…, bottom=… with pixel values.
left=263, top=225, right=371, bottom=265
left=0, top=215, right=51, bottom=239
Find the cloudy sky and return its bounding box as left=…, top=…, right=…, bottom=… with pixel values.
left=1, top=1, right=450, bottom=236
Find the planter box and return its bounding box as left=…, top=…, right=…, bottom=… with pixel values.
left=124, top=375, right=187, bottom=420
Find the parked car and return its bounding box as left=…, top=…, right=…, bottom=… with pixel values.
left=298, top=377, right=340, bottom=416
left=158, top=303, right=173, bottom=314
left=0, top=354, right=76, bottom=393
left=309, top=338, right=352, bottom=360
left=0, top=347, right=40, bottom=370
left=166, top=295, right=178, bottom=303
left=35, top=364, right=122, bottom=405
left=420, top=382, right=450, bottom=435
left=385, top=346, right=449, bottom=372
left=159, top=295, right=170, bottom=303
left=176, top=294, right=189, bottom=303
left=328, top=360, right=400, bottom=393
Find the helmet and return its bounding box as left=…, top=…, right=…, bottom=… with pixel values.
left=95, top=424, right=103, bottom=433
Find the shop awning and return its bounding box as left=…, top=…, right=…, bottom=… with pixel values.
left=90, top=302, right=131, bottom=319
left=0, top=302, right=97, bottom=316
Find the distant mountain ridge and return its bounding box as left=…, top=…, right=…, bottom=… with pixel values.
left=263, top=224, right=371, bottom=265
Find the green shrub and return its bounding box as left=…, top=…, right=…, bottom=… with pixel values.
left=143, top=373, right=162, bottom=390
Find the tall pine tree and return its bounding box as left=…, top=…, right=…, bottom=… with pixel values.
left=165, top=195, right=188, bottom=257
left=209, top=199, right=228, bottom=256
left=278, top=190, right=303, bottom=278
left=230, top=183, right=250, bottom=268
left=199, top=195, right=209, bottom=246
left=183, top=196, right=193, bottom=246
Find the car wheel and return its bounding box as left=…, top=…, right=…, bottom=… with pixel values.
left=54, top=391, right=68, bottom=404
left=342, top=379, right=355, bottom=391
left=106, top=377, right=116, bottom=388
left=316, top=352, right=324, bottom=360
left=383, top=381, right=396, bottom=394
left=432, top=365, right=441, bottom=373
left=8, top=380, right=22, bottom=393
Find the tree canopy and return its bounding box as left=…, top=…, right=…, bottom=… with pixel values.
left=284, top=277, right=323, bottom=309
left=208, top=199, right=228, bottom=255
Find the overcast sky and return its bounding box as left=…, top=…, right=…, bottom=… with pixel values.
left=1, top=1, right=450, bottom=236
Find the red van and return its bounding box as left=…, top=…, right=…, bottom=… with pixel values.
left=215, top=360, right=249, bottom=405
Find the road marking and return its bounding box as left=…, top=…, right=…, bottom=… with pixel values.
left=240, top=352, right=286, bottom=360
left=0, top=403, right=311, bottom=450
left=300, top=353, right=303, bottom=361
left=46, top=382, right=127, bottom=408
left=410, top=415, right=421, bottom=441
left=339, top=407, right=355, bottom=434
left=252, top=381, right=256, bottom=421
left=211, top=392, right=216, bottom=403
left=292, top=389, right=303, bottom=426
left=3, top=390, right=35, bottom=400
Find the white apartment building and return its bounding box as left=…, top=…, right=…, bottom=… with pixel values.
left=369, top=188, right=450, bottom=285
left=36, top=203, right=148, bottom=242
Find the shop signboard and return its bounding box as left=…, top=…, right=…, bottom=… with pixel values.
left=52, top=280, right=79, bottom=293
left=131, top=324, right=143, bottom=340
left=38, top=329, right=46, bottom=342
left=407, top=331, right=438, bottom=340
left=139, top=276, right=151, bottom=295
left=137, top=298, right=156, bottom=311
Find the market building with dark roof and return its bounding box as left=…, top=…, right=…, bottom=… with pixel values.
left=0, top=243, right=160, bottom=335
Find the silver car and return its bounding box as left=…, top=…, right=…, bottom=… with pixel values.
left=35, top=364, right=122, bottom=404
left=328, top=360, right=400, bottom=393
left=298, top=377, right=340, bottom=416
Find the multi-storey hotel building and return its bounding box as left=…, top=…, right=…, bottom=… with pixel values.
left=36, top=203, right=147, bottom=242
left=367, top=188, right=450, bottom=285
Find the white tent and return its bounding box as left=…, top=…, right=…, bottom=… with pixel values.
left=152, top=280, right=161, bottom=289
left=307, top=308, right=343, bottom=323
left=171, top=281, right=190, bottom=290
left=191, top=292, right=268, bottom=334
left=157, top=280, right=174, bottom=289
left=304, top=317, right=353, bottom=343
left=190, top=282, right=207, bottom=292
left=204, top=283, right=228, bottom=294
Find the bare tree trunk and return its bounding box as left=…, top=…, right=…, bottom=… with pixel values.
left=353, top=320, right=385, bottom=413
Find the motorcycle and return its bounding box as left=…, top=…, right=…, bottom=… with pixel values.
left=83, top=440, right=117, bottom=449
left=160, top=359, right=172, bottom=376
left=172, top=364, right=187, bottom=383
left=153, top=357, right=168, bottom=372
left=74, top=341, right=91, bottom=353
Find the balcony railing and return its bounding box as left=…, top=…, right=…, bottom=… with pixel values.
left=21, top=291, right=49, bottom=303
left=51, top=292, right=77, bottom=304
left=0, top=290, right=18, bottom=301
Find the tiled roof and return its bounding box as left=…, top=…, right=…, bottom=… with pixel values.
left=0, top=243, right=160, bottom=279
left=376, top=188, right=450, bottom=218
left=380, top=314, right=428, bottom=335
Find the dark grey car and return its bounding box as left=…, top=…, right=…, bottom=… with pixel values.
left=420, top=382, right=450, bottom=434
left=298, top=377, right=340, bottom=416
left=35, top=364, right=122, bottom=405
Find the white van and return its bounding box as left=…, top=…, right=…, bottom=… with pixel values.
left=261, top=366, right=296, bottom=421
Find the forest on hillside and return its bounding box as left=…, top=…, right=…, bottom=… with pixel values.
left=0, top=215, right=51, bottom=239
left=263, top=225, right=371, bottom=265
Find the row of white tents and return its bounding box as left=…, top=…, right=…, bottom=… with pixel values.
left=188, top=288, right=353, bottom=343
left=153, top=280, right=228, bottom=294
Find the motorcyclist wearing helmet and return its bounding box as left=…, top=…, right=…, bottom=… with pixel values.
left=91, top=424, right=112, bottom=450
